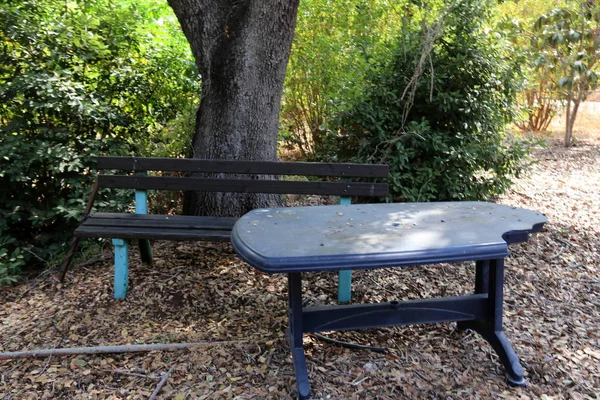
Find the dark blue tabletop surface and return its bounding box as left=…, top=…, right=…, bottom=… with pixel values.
left=231, top=202, right=547, bottom=273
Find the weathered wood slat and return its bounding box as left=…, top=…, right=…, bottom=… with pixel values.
left=97, top=175, right=389, bottom=197
left=74, top=225, right=231, bottom=241
left=97, top=156, right=389, bottom=178
left=86, top=213, right=237, bottom=230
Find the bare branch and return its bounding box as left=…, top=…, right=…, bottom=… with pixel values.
left=0, top=339, right=249, bottom=360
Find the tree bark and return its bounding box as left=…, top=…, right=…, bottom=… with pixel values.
left=564, top=94, right=573, bottom=147
left=564, top=83, right=586, bottom=147
left=167, top=0, right=300, bottom=217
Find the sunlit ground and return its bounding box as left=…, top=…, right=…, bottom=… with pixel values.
left=515, top=100, right=600, bottom=142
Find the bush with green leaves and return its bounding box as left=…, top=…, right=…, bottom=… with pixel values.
left=282, top=0, right=406, bottom=157
left=532, top=2, right=600, bottom=146
left=323, top=0, right=533, bottom=202
left=0, top=0, right=198, bottom=283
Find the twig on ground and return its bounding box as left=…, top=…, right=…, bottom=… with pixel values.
left=351, top=375, right=371, bottom=386
left=512, top=190, right=534, bottom=200
left=0, top=339, right=249, bottom=360
left=311, top=332, right=386, bottom=353
left=102, top=369, right=161, bottom=380
left=148, top=366, right=174, bottom=400
left=39, top=342, right=60, bottom=375
left=9, top=272, right=52, bottom=302
left=75, top=254, right=106, bottom=269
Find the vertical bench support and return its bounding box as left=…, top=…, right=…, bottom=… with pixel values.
left=135, top=176, right=153, bottom=264
left=337, top=194, right=352, bottom=303
left=112, top=238, right=129, bottom=299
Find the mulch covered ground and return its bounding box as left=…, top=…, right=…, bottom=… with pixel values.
left=1, top=139, right=599, bottom=400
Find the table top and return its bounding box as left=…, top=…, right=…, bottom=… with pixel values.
left=231, top=201, right=547, bottom=273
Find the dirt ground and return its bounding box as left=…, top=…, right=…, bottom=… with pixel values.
left=1, top=133, right=599, bottom=399
left=547, top=101, right=600, bottom=141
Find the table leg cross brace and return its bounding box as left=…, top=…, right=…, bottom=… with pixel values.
left=285, top=258, right=525, bottom=400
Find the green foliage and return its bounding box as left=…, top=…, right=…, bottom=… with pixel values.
left=281, top=0, right=410, bottom=156
left=498, top=0, right=600, bottom=140
left=497, top=18, right=558, bottom=132
left=0, top=0, right=198, bottom=283
left=532, top=2, right=600, bottom=145
left=0, top=236, right=25, bottom=286
left=322, top=0, right=532, bottom=202
left=497, top=0, right=568, bottom=22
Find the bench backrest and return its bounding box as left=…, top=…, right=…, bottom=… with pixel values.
left=96, top=156, right=389, bottom=197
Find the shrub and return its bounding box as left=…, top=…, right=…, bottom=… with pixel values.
left=281, top=0, right=405, bottom=157
left=325, top=0, right=532, bottom=202
left=0, top=0, right=198, bottom=283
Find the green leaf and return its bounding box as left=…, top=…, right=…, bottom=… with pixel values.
left=558, top=77, right=572, bottom=89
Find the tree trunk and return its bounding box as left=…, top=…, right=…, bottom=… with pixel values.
left=167, top=0, right=300, bottom=216
left=564, top=85, right=585, bottom=147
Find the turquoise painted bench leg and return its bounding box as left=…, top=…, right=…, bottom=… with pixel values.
left=135, top=188, right=153, bottom=264
left=337, top=195, right=352, bottom=303
left=112, top=238, right=129, bottom=299
left=337, top=270, right=352, bottom=303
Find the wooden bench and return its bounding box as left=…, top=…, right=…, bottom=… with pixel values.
left=70, top=156, right=388, bottom=299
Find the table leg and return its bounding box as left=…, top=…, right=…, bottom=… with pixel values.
left=457, top=260, right=489, bottom=332
left=286, top=273, right=311, bottom=400
left=457, top=258, right=525, bottom=387
left=474, top=259, right=490, bottom=294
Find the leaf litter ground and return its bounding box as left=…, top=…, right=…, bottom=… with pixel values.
left=1, top=139, right=599, bottom=399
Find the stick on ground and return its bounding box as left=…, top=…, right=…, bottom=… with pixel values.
left=0, top=340, right=248, bottom=360
left=148, top=366, right=174, bottom=400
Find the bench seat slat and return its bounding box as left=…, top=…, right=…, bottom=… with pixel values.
left=98, top=175, right=389, bottom=197
left=75, top=224, right=231, bottom=241
left=85, top=213, right=238, bottom=230
left=98, top=156, right=389, bottom=178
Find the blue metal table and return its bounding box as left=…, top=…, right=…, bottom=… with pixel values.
left=231, top=202, right=547, bottom=399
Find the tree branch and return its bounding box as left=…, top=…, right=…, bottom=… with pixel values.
left=0, top=340, right=249, bottom=360
left=149, top=367, right=174, bottom=400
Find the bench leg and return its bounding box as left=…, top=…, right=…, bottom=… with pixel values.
left=134, top=189, right=153, bottom=264
left=286, top=273, right=311, bottom=400
left=337, top=195, right=352, bottom=304
left=457, top=259, right=525, bottom=387
left=337, top=270, right=352, bottom=303
left=112, top=239, right=129, bottom=299
left=138, top=239, right=153, bottom=264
